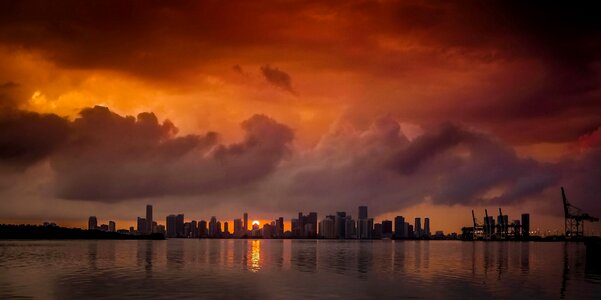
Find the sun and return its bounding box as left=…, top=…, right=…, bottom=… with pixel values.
left=252, top=220, right=260, bottom=226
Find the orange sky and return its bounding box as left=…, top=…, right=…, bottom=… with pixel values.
left=1, top=1, right=600, bottom=234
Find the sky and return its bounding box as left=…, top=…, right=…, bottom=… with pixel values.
left=1, top=0, right=600, bottom=234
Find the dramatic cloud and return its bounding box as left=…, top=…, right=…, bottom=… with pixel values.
left=283, top=117, right=561, bottom=215
left=0, top=109, right=69, bottom=170
left=49, top=107, right=293, bottom=201
left=260, top=65, right=296, bottom=95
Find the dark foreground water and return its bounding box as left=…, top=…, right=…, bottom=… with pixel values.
left=0, top=240, right=599, bottom=299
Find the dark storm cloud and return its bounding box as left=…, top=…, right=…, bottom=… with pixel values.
left=49, top=107, right=294, bottom=201
left=0, top=109, right=70, bottom=169
left=288, top=117, right=560, bottom=215
left=260, top=65, right=296, bottom=94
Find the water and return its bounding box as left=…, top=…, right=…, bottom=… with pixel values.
left=0, top=240, right=599, bottom=299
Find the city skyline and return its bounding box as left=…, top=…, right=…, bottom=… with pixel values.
left=83, top=204, right=447, bottom=238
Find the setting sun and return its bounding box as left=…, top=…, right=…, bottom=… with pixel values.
left=252, top=220, right=260, bottom=226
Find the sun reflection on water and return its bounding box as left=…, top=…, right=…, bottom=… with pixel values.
left=249, top=240, right=261, bottom=272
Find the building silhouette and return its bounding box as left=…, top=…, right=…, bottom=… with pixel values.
left=166, top=214, right=177, bottom=238
left=424, top=218, right=430, bottom=238
left=394, top=216, right=405, bottom=238
left=88, top=216, right=97, bottom=230
left=146, top=205, right=153, bottom=234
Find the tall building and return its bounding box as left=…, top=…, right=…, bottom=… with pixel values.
left=108, top=221, right=116, bottom=232
left=394, top=216, right=405, bottom=238
left=373, top=223, right=383, bottom=239
left=276, top=217, right=284, bottom=238
left=521, top=213, right=530, bottom=238
left=209, top=216, right=220, bottom=237
left=358, top=206, right=368, bottom=220
left=224, top=221, right=229, bottom=236
left=344, top=216, right=356, bottom=239
left=424, top=218, right=430, bottom=237
left=408, top=224, right=414, bottom=238
left=191, top=220, right=198, bottom=238
left=335, top=212, right=347, bottom=239
left=166, top=214, right=177, bottom=238
left=415, top=217, right=422, bottom=238
left=319, top=218, right=335, bottom=239
left=357, top=218, right=371, bottom=239
left=146, top=204, right=153, bottom=234
left=291, top=218, right=299, bottom=237
left=137, top=217, right=146, bottom=234
left=198, top=220, right=208, bottom=237
left=234, top=218, right=243, bottom=237
left=176, top=214, right=185, bottom=237
left=382, top=220, right=393, bottom=237
left=88, top=216, right=97, bottom=230
left=243, top=212, right=248, bottom=233
left=297, top=212, right=318, bottom=238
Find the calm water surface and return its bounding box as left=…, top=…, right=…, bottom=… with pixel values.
left=0, top=240, right=599, bottom=299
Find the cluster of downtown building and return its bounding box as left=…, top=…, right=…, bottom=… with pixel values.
left=88, top=205, right=451, bottom=239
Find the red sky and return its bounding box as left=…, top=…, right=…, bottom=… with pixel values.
left=1, top=1, right=600, bottom=234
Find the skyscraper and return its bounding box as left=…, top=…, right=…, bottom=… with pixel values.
left=415, top=218, right=422, bottom=238
left=166, top=214, right=177, bottom=238
left=137, top=217, right=146, bottom=234
left=88, top=216, right=97, bottom=230
left=234, top=218, right=243, bottom=237
left=358, top=206, right=368, bottom=220
left=176, top=214, right=184, bottom=237
left=424, top=218, right=430, bottom=237
left=521, top=213, right=530, bottom=238
left=198, top=220, right=207, bottom=237
left=224, top=221, right=229, bottom=236
left=108, top=220, right=116, bottom=232
left=243, top=212, right=248, bottom=234
left=146, top=204, right=153, bottom=234
left=335, top=212, right=346, bottom=239
left=382, top=220, right=393, bottom=237
left=276, top=217, right=284, bottom=238
left=394, top=216, right=405, bottom=238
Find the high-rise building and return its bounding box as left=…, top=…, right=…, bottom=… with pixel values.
left=344, top=216, right=356, bottom=239
left=291, top=218, right=299, bottom=237
left=184, top=222, right=192, bottom=238
left=319, top=218, right=336, bottom=239
left=424, top=218, right=430, bottom=237
left=191, top=220, right=198, bottom=238
left=335, top=212, right=347, bottom=239
left=521, top=213, right=530, bottom=238
left=146, top=205, right=153, bottom=234
left=357, top=218, right=370, bottom=239
left=234, top=218, right=243, bottom=237
left=276, top=217, right=284, bottom=238
left=88, top=216, right=97, bottom=230
left=373, top=223, right=383, bottom=239
left=358, top=206, right=368, bottom=220
left=415, top=218, right=422, bottom=238
left=243, top=212, right=248, bottom=233
left=108, top=220, right=116, bottom=232
left=166, top=214, right=177, bottom=238
left=176, top=214, right=184, bottom=237
left=297, top=212, right=318, bottom=238
left=408, top=224, right=414, bottom=238
left=394, top=216, right=405, bottom=238
left=199, top=220, right=208, bottom=237
left=137, top=217, right=146, bottom=234
left=224, top=221, right=229, bottom=236
left=382, top=220, right=393, bottom=237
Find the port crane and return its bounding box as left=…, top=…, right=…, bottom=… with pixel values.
left=562, top=187, right=599, bottom=238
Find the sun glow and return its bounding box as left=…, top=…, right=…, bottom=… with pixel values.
left=252, top=220, right=260, bottom=226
